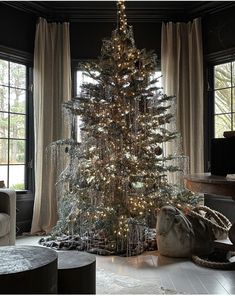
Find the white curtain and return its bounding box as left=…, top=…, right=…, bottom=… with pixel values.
left=31, top=18, right=71, bottom=234
left=161, top=18, right=204, bottom=174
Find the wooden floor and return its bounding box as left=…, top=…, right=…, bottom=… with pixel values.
left=16, top=236, right=235, bottom=294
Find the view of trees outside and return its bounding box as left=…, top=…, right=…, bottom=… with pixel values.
left=0, top=59, right=26, bottom=189
left=214, top=62, right=235, bottom=138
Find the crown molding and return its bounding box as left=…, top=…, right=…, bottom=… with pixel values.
left=0, top=45, right=33, bottom=65
left=189, top=1, right=235, bottom=19
left=2, top=1, right=49, bottom=17
left=205, top=47, right=235, bottom=65
left=2, top=1, right=235, bottom=23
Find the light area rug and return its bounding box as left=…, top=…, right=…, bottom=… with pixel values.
left=96, top=267, right=179, bottom=294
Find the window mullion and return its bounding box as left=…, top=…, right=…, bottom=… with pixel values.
left=231, top=63, right=233, bottom=130
left=7, top=61, right=10, bottom=188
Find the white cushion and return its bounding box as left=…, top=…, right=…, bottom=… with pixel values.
left=0, top=213, right=10, bottom=237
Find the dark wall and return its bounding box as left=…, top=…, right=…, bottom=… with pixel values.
left=0, top=3, right=36, bottom=54
left=202, top=6, right=235, bottom=55
left=0, top=2, right=235, bottom=60
left=0, top=2, right=162, bottom=61
left=132, top=22, right=162, bottom=59
left=70, top=21, right=162, bottom=60
left=70, top=22, right=114, bottom=59
left=16, top=192, right=34, bottom=235
left=71, top=6, right=235, bottom=60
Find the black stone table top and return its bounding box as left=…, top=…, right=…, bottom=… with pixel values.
left=57, top=251, right=96, bottom=269
left=0, top=245, right=58, bottom=275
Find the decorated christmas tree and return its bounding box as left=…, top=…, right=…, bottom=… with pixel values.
left=44, top=0, right=198, bottom=255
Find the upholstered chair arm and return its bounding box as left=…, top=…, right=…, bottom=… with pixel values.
left=0, top=189, right=16, bottom=245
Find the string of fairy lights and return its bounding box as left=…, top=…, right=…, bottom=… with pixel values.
left=117, top=0, right=128, bottom=33
left=51, top=0, right=198, bottom=255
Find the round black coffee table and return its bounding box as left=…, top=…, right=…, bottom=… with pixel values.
left=57, top=251, right=96, bottom=294
left=0, top=245, right=58, bottom=294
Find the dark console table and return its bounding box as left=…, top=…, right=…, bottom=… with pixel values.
left=184, top=173, right=235, bottom=250
left=0, top=245, right=58, bottom=294
left=57, top=251, right=96, bottom=294
left=184, top=173, right=235, bottom=200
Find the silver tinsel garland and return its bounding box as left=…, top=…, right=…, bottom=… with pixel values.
left=42, top=0, right=199, bottom=256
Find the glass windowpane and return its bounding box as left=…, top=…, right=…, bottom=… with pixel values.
left=76, top=70, right=98, bottom=96
left=76, top=71, right=83, bottom=95
left=0, top=139, right=8, bottom=164
left=10, top=88, right=26, bottom=113
left=10, top=62, right=26, bottom=89
left=0, top=86, right=8, bottom=112
left=214, top=89, right=231, bottom=114
left=0, top=59, right=8, bottom=86
left=9, top=165, right=25, bottom=190
left=10, top=114, right=25, bottom=139
left=151, top=71, right=162, bottom=95
left=214, top=114, right=231, bottom=138
left=214, top=63, right=231, bottom=89
left=232, top=62, right=235, bottom=87
left=233, top=113, right=235, bottom=131
left=151, top=71, right=162, bottom=88
left=9, top=139, right=25, bottom=164
left=77, top=116, right=82, bottom=143
left=233, top=87, right=235, bottom=113
left=0, top=112, right=8, bottom=137
left=0, top=165, right=8, bottom=187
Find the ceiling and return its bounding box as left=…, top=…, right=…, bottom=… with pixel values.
left=2, top=1, right=235, bottom=22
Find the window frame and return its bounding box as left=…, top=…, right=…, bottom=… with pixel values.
left=0, top=47, right=34, bottom=193
left=205, top=51, right=235, bottom=172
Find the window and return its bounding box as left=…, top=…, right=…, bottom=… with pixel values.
left=213, top=61, right=235, bottom=138
left=0, top=58, right=31, bottom=190
left=76, top=70, right=162, bottom=96
left=75, top=70, right=98, bottom=142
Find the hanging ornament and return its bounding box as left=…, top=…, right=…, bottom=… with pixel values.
left=42, top=0, right=199, bottom=258
left=155, top=146, right=163, bottom=156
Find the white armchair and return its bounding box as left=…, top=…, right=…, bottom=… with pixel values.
left=0, top=189, right=16, bottom=245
